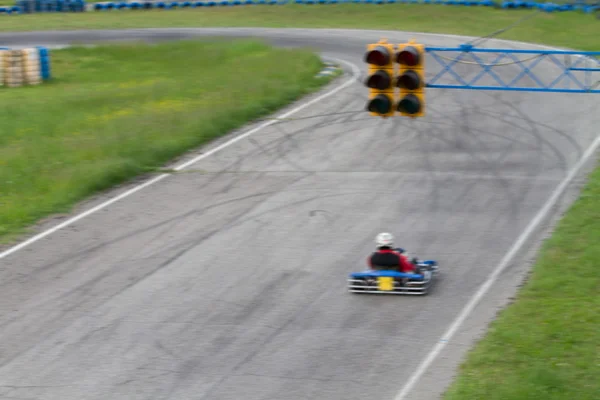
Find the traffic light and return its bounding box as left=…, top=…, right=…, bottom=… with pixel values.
left=364, top=40, right=396, bottom=117
left=396, top=41, right=425, bottom=117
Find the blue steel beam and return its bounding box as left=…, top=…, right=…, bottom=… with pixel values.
left=425, top=45, right=600, bottom=93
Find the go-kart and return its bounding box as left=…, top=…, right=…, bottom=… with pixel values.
left=347, top=257, right=439, bottom=295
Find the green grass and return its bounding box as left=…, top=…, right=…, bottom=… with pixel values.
left=0, top=39, right=336, bottom=243
left=443, top=164, right=600, bottom=400
left=0, top=6, right=598, bottom=51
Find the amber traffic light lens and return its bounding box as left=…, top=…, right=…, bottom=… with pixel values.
left=396, top=71, right=421, bottom=90
left=366, top=70, right=392, bottom=90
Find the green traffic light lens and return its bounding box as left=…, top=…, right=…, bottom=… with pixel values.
left=368, top=95, right=392, bottom=114
left=397, top=94, right=421, bottom=114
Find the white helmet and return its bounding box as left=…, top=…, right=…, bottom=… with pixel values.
left=375, top=232, right=394, bottom=248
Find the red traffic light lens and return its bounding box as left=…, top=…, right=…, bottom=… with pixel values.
left=396, top=70, right=421, bottom=90
left=396, top=46, right=420, bottom=66
left=366, top=70, right=392, bottom=90
left=365, top=46, right=391, bottom=66
left=397, top=94, right=421, bottom=115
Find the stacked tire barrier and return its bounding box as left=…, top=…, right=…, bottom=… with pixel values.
left=0, top=5, right=22, bottom=13
left=0, top=0, right=85, bottom=13
left=500, top=0, right=599, bottom=11
left=16, top=0, right=86, bottom=13
left=0, top=0, right=597, bottom=13
left=86, top=0, right=600, bottom=14
left=0, top=47, right=51, bottom=88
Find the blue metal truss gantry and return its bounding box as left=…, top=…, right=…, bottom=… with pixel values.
left=425, top=44, right=600, bottom=93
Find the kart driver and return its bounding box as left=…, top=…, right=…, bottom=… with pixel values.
left=368, top=232, right=416, bottom=273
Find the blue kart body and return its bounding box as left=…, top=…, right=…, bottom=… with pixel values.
left=348, top=260, right=439, bottom=295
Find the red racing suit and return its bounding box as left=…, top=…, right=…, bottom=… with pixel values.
left=368, top=248, right=416, bottom=273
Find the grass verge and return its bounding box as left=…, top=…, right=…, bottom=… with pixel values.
left=0, top=6, right=599, bottom=51
left=443, top=163, right=600, bottom=400
left=0, top=38, right=337, bottom=243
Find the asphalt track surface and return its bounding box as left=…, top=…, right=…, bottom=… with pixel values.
left=1, top=28, right=599, bottom=400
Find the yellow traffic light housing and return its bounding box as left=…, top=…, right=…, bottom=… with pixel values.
left=396, top=41, right=425, bottom=117
left=364, top=40, right=396, bottom=117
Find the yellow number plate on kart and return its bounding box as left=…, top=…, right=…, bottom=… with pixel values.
left=377, top=277, right=394, bottom=291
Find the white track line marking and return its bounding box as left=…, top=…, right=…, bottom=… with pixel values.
left=394, top=133, right=600, bottom=400
left=0, top=58, right=360, bottom=261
